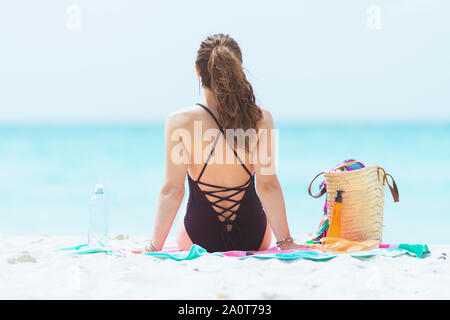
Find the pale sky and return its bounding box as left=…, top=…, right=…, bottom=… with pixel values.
left=0, top=0, right=449, bottom=123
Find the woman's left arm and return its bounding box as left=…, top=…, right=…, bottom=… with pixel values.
left=148, top=113, right=189, bottom=251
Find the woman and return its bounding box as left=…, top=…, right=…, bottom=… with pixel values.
left=146, top=33, right=309, bottom=253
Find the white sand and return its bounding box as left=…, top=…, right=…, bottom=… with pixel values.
left=0, top=234, right=448, bottom=300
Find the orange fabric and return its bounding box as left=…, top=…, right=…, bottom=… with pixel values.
left=311, top=237, right=380, bottom=253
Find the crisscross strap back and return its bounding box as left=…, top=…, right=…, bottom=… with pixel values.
left=193, top=103, right=254, bottom=236
left=195, top=103, right=252, bottom=179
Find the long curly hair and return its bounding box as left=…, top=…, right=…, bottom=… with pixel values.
left=196, top=34, right=263, bottom=138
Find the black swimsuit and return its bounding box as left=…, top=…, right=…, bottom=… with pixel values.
left=184, top=103, right=267, bottom=252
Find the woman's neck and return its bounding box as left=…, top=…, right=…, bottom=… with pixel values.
left=202, top=87, right=218, bottom=113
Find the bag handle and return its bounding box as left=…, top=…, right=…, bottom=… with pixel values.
left=377, top=167, right=399, bottom=202
left=308, top=172, right=327, bottom=198
left=385, top=173, right=399, bottom=202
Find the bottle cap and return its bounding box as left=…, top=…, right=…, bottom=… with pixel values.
left=94, top=184, right=104, bottom=194
left=335, top=190, right=344, bottom=203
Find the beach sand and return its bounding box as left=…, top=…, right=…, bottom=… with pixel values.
left=0, top=234, right=448, bottom=300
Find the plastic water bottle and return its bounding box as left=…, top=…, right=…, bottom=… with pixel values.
left=88, top=184, right=108, bottom=248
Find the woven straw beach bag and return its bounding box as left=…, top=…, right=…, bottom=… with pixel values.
left=308, top=166, right=399, bottom=242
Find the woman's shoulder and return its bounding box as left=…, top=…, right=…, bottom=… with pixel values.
left=259, top=108, right=275, bottom=129
left=165, top=105, right=204, bottom=128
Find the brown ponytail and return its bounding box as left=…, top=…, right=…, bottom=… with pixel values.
left=196, top=34, right=262, bottom=136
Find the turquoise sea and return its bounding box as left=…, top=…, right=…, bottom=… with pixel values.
left=1, top=123, right=449, bottom=244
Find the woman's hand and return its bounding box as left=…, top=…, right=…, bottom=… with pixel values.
left=279, top=241, right=313, bottom=251
left=144, top=240, right=160, bottom=252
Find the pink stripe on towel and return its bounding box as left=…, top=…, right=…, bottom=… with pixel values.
left=219, top=246, right=323, bottom=257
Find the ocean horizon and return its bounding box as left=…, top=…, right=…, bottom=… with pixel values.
left=1, top=122, right=449, bottom=244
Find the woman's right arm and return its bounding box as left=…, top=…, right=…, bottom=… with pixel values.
left=254, top=110, right=310, bottom=250
left=148, top=113, right=189, bottom=251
